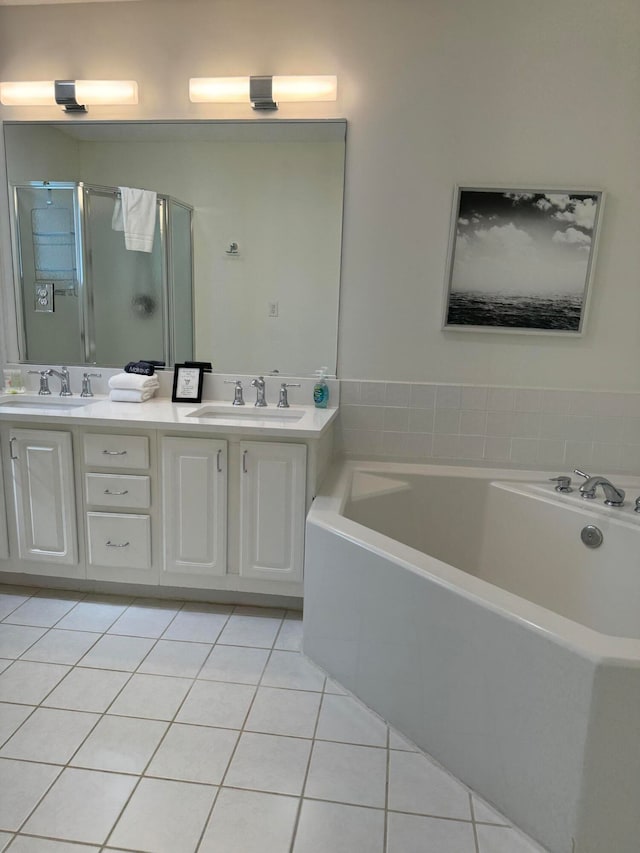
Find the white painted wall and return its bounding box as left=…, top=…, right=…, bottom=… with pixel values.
left=0, top=0, right=638, bottom=390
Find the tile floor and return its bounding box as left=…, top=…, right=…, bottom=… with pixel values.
left=0, top=584, right=548, bottom=853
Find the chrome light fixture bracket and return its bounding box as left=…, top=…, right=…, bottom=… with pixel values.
left=54, top=80, right=87, bottom=113
left=249, top=76, right=277, bottom=111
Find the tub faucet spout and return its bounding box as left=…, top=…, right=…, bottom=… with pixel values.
left=574, top=470, right=625, bottom=507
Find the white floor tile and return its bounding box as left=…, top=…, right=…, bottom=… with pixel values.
left=198, top=644, right=269, bottom=685
left=261, top=651, right=325, bottom=692
left=54, top=599, right=129, bottom=633
left=0, top=592, right=31, bottom=621
left=20, top=630, right=99, bottom=665
left=107, top=673, right=191, bottom=720
left=70, top=715, right=167, bottom=773
left=107, top=602, right=179, bottom=638
left=0, top=624, right=47, bottom=659
left=200, top=788, right=298, bottom=853
left=387, top=811, right=476, bottom=853
left=472, top=796, right=510, bottom=825
left=0, top=661, right=69, bottom=705
left=177, top=680, right=255, bottom=729
left=42, top=667, right=130, bottom=713
left=137, top=638, right=211, bottom=677
left=245, top=687, right=321, bottom=738
left=8, top=838, right=100, bottom=852
left=0, top=703, right=34, bottom=745
left=0, top=708, right=99, bottom=764
left=388, top=751, right=472, bottom=820
left=0, top=758, right=60, bottom=831
left=315, top=694, right=387, bottom=747
left=146, top=722, right=238, bottom=784
left=305, top=740, right=387, bottom=807
left=77, top=634, right=155, bottom=671
left=324, top=677, right=348, bottom=695
left=476, top=824, right=548, bottom=853
left=4, top=595, right=81, bottom=628
left=217, top=612, right=283, bottom=648
left=225, top=731, right=311, bottom=795
left=108, top=777, right=216, bottom=853
left=23, top=767, right=136, bottom=844
left=389, top=728, right=418, bottom=751
left=0, top=660, right=10, bottom=675
left=274, top=617, right=303, bottom=651
left=162, top=603, right=232, bottom=643
left=293, top=799, right=385, bottom=853
left=0, top=832, right=11, bottom=852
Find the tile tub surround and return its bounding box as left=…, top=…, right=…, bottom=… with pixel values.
left=0, top=584, right=548, bottom=853
left=338, top=381, right=640, bottom=474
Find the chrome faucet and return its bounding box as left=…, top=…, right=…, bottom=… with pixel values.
left=278, top=382, right=301, bottom=408
left=28, top=368, right=52, bottom=395
left=224, top=379, right=245, bottom=405
left=251, top=376, right=267, bottom=407
left=574, top=469, right=625, bottom=507
left=48, top=366, right=72, bottom=396
left=81, top=372, right=101, bottom=397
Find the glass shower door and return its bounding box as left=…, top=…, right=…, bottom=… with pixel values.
left=83, top=187, right=167, bottom=367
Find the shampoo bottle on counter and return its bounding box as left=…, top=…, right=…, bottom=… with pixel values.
left=313, top=367, right=329, bottom=409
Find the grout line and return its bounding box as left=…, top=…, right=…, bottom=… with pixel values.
left=383, top=723, right=390, bottom=852
left=470, top=792, right=481, bottom=853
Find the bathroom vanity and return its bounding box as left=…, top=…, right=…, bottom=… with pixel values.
left=0, top=395, right=336, bottom=601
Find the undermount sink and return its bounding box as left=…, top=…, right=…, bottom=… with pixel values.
left=187, top=404, right=305, bottom=422
left=0, top=395, right=94, bottom=410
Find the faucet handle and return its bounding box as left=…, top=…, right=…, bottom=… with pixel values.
left=573, top=469, right=591, bottom=480
left=224, top=379, right=245, bottom=406
left=277, top=382, right=301, bottom=408
left=81, top=372, right=101, bottom=398
left=28, top=369, right=52, bottom=395
left=634, top=497, right=640, bottom=514
left=550, top=476, right=573, bottom=493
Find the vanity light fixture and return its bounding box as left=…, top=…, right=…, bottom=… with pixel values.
left=189, top=75, right=337, bottom=110
left=0, top=80, right=139, bottom=112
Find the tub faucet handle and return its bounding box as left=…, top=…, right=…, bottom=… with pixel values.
left=573, top=469, right=596, bottom=499
left=550, top=476, right=573, bottom=493
left=634, top=497, right=640, bottom=514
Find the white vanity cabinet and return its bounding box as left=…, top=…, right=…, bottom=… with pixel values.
left=82, top=431, right=155, bottom=585
left=5, top=428, right=78, bottom=570
left=239, top=441, right=307, bottom=583
left=160, top=436, right=227, bottom=587
left=0, top=453, right=8, bottom=560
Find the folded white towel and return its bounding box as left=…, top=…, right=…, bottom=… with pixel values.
left=109, top=372, right=160, bottom=392
left=110, top=388, right=157, bottom=403
left=112, top=187, right=157, bottom=253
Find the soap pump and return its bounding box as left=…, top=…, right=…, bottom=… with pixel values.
left=313, top=367, right=329, bottom=409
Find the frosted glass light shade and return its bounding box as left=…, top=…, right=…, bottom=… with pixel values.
left=189, top=75, right=337, bottom=104
left=0, top=79, right=138, bottom=106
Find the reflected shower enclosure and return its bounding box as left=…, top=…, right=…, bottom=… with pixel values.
left=10, top=182, right=194, bottom=366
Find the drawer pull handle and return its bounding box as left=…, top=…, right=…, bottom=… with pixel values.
left=104, top=489, right=129, bottom=496
left=217, top=449, right=223, bottom=473
left=106, top=540, right=130, bottom=548
left=9, top=437, right=18, bottom=460
left=242, top=449, right=248, bottom=473
left=102, top=449, right=127, bottom=456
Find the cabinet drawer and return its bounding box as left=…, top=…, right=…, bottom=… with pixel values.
left=85, top=473, right=151, bottom=509
left=83, top=434, right=149, bottom=469
left=87, top=512, right=151, bottom=570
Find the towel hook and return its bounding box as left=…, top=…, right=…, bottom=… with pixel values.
left=225, top=242, right=239, bottom=255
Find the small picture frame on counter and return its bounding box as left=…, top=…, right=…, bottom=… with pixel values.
left=172, top=364, right=204, bottom=403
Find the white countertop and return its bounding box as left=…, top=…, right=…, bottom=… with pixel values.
left=0, top=395, right=338, bottom=439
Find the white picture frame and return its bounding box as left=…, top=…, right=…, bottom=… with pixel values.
left=442, top=185, right=604, bottom=335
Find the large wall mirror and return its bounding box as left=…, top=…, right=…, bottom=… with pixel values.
left=2, top=120, right=346, bottom=376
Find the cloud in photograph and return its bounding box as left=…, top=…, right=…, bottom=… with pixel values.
left=503, top=192, right=535, bottom=203
left=458, top=217, right=469, bottom=225
left=544, top=193, right=572, bottom=210
left=552, top=227, right=592, bottom=246
left=552, top=198, right=597, bottom=230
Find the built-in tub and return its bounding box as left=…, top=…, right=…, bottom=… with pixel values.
left=303, top=462, right=640, bottom=853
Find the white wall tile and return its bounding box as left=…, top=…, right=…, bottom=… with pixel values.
left=460, top=386, right=488, bottom=410
left=410, top=384, right=437, bottom=409
left=385, top=382, right=411, bottom=407
left=435, top=385, right=461, bottom=409
left=360, top=382, right=386, bottom=405
left=487, top=388, right=515, bottom=412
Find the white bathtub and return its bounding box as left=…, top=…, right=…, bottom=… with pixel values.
left=303, top=461, right=640, bottom=853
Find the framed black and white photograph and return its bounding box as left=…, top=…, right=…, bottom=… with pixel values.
left=442, top=186, right=604, bottom=334
left=172, top=364, right=204, bottom=403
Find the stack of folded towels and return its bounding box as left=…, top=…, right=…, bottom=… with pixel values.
left=108, top=370, right=160, bottom=403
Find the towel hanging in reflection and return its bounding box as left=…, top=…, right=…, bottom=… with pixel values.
left=112, top=187, right=157, bottom=253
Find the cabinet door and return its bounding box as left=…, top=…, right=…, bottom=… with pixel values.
left=9, top=428, right=77, bottom=565
left=0, top=452, right=8, bottom=560
left=161, top=437, right=227, bottom=585
left=240, top=441, right=306, bottom=582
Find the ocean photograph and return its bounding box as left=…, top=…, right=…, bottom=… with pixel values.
left=444, top=188, right=602, bottom=333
